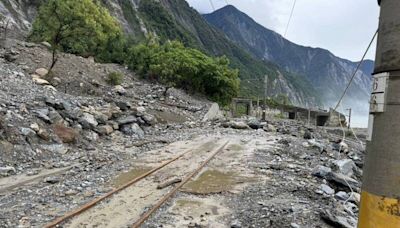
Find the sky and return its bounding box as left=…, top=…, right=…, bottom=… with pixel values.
left=186, top=0, right=380, bottom=62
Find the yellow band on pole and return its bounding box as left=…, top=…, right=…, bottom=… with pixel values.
left=358, top=191, right=400, bottom=228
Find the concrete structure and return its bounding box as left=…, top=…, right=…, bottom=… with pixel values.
left=231, top=98, right=253, bottom=117
left=231, top=98, right=347, bottom=127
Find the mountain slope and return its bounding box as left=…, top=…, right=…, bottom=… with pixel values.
left=204, top=5, right=372, bottom=110
left=0, top=0, right=321, bottom=107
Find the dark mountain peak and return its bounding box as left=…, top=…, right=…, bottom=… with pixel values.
left=212, top=4, right=240, bottom=14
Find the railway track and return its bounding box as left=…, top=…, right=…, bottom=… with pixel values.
left=45, top=138, right=230, bottom=228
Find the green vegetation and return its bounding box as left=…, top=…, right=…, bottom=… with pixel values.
left=107, top=72, right=124, bottom=86
left=127, top=40, right=240, bottom=105
left=138, top=0, right=196, bottom=47
left=30, top=0, right=124, bottom=69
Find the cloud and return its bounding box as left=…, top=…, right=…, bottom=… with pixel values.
left=186, top=0, right=380, bottom=61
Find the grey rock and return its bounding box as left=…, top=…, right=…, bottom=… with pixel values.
left=312, top=165, right=332, bottom=178
left=96, top=125, right=114, bottom=135
left=327, top=172, right=359, bottom=190
left=231, top=220, right=242, bottom=228
left=335, top=191, right=349, bottom=201
left=116, top=115, right=137, bottom=126
left=44, top=176, right=61, bottom=184
left=120, top=123, right=144, bottom=138
left=0, top=166, right=16, bottom=176
left=332, top=159, right=355, bottom=177
left=49, top=110, right=64, bottom=124
left=20, top=127, right=36, bottom=136
left=78, top=113, right=98, bottom=130
left=247, top=119, right=262, bottom=129
left=320, top=184, right=335, bottom=195
left=303, top=130, right=313, bottom=139
left=115, top=101, right=131, bottom=111
left=142, top=114, right=157, bottom=126
left=290, top=223, right=300, bottom=228
left=34, top=108, right=51, bottom=123
left=307, top=139, right=326, bottom=152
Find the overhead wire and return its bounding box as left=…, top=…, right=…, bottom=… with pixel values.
left=209, top=0, right=215, bottom=11
left=333, top=29, right=379, bottom=111
left=284, top=0, right=297, bottom=38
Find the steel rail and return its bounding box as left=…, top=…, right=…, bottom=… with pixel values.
left=131, top=140, right=230, bottom=228
left=44, top=144, right=204, bottom=228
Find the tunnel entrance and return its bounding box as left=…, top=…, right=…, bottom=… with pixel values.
left=316, top=115, right=329, bottom=126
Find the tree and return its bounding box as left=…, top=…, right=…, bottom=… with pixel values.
left=29, top=0, right=123, bottom=70
left=126, top=40, right=240, bottom=106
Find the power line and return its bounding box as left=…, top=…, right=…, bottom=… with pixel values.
left=284, top=0, right=297, bottom=38
left=224, top=0, right=229, bottom=5
left=333, top=29, right=379, bottom=111
left=209, top=0, right=215, bottom=11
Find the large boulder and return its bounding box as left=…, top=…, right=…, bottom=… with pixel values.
left=202, top=103, right=223, bottom=122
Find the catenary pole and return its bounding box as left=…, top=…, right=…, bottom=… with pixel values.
left=358, top=0, right=400, bottom=227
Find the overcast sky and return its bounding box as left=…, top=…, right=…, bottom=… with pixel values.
left=186, top=0, right=380, bottom=61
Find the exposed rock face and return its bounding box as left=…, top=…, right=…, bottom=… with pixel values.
left=204, top=5, right=373, bottom=111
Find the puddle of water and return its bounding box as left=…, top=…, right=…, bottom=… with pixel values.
left=112, top=167, right=152, bottom=188
left=181, top=169, right=244, bottom=194
left=174, top=199, right=220, bottom=216
left=227, top=144, right=244, bottom=151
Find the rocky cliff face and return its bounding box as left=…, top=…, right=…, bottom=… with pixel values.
left=0, top=0, right=321, bottom=107
left=204, top=5, right=373, bottom=111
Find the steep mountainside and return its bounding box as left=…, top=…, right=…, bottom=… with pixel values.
left=0, top=0, right=320, bottom=107
left=204, top=5, right=373, bottom=110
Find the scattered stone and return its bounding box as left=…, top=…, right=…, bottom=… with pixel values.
left=120, top=123, right=145, bottom=138
left=34, top=108, right=51, bottom=123
left=247, top=119, right=262, bottom=129
left=41, top=41, right=52, bottom=48
left=113, top=85, right=126, bottom=95
left=20, top=127, right=36, bottom=137
left=327, top=172, right=359, bottom=190
left=44, top=176, right=61, bottom=184
left=307, top=139, right=325, bottom=152
left=37, top=128, right=50, bottom=141
left=96, top=125, right=114, bottom=135
left=332, top=159, right=355, bottom=177
left=142, top=114, right=157, bottom=126
left=303, top=130, right=313, bottom=139
left=0, top=166, right=16, bottom=176
left=115, top=101, right=132, bottom=111
left=78, top=113, right=98, bottom=130
left=116, top=115, right=137, bottom=126
left=156, top=178, right=182, bottom=189
left=320, top=210, right=355, bottom=228
left=320, top=184, right=335, bottom=195
left=35, top=68, right=49, bottom=77
left=53, top=124, right=77, bottom=143
left=312, top=165, right=332, bottom=178
left=231, top=220, right=242, bottom=228
left=33, top=78, right=50, bottom=85
left=335, top=191, right=350, bottom=201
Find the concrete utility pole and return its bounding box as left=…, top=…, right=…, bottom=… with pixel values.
left=262, top=75, right=268, bottom=120
left=346, top=108, right=351, bottom=129
left=358, top=0, right=400, bottom=227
